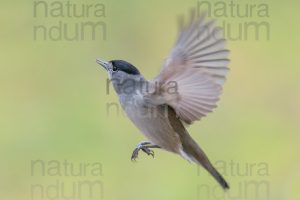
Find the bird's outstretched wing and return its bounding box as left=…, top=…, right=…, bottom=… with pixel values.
left=146, top=11, right=230, bottom=124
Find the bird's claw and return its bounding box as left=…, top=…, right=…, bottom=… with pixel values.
left=142, top=147, right=155, bottom=158
left=131, top=143, right=155, bottom=161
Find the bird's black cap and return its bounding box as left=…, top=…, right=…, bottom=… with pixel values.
left=110, top=60, right=140, bottom=75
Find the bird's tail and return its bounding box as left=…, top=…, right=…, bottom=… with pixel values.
left=180, top=134, right=229, bottom=190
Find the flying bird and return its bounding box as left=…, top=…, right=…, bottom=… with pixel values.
left=97, top=10, right=230, bottom=189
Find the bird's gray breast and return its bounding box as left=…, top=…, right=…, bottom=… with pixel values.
left=119, top=92, right=181, bottom=153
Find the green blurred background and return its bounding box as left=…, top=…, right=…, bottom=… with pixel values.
left=0, top=0, right=299, bottom=199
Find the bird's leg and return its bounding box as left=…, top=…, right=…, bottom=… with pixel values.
left=131, top=141, right=161, bottom=161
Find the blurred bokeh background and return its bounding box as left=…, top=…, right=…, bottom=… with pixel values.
left=0, top=0, right=299, bottom=199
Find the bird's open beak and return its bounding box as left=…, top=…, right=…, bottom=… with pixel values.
left=96, top=59, right=109, bottom=71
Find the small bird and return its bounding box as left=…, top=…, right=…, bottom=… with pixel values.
left=97, top=10, right=230, bottom=189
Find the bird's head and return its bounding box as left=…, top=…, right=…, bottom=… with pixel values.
left=96, top=59, right=143, bottom=94
left=97, top=59, right=140, bottom=79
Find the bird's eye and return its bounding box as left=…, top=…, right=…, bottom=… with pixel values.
left=112, top=65, right=118, bottom=72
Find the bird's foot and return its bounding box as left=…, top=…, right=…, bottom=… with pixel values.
left=131, top=142, right=160, bottom=161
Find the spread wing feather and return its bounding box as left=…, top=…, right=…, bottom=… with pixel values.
left=147, top=11, right=230, bottom=124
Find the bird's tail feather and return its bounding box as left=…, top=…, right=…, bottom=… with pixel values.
left=180, top=135, right=229, bottom=190
left=197, top=157, right=230, bottom=190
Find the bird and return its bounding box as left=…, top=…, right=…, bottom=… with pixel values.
left=96, top=10, right=230, bottom=189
